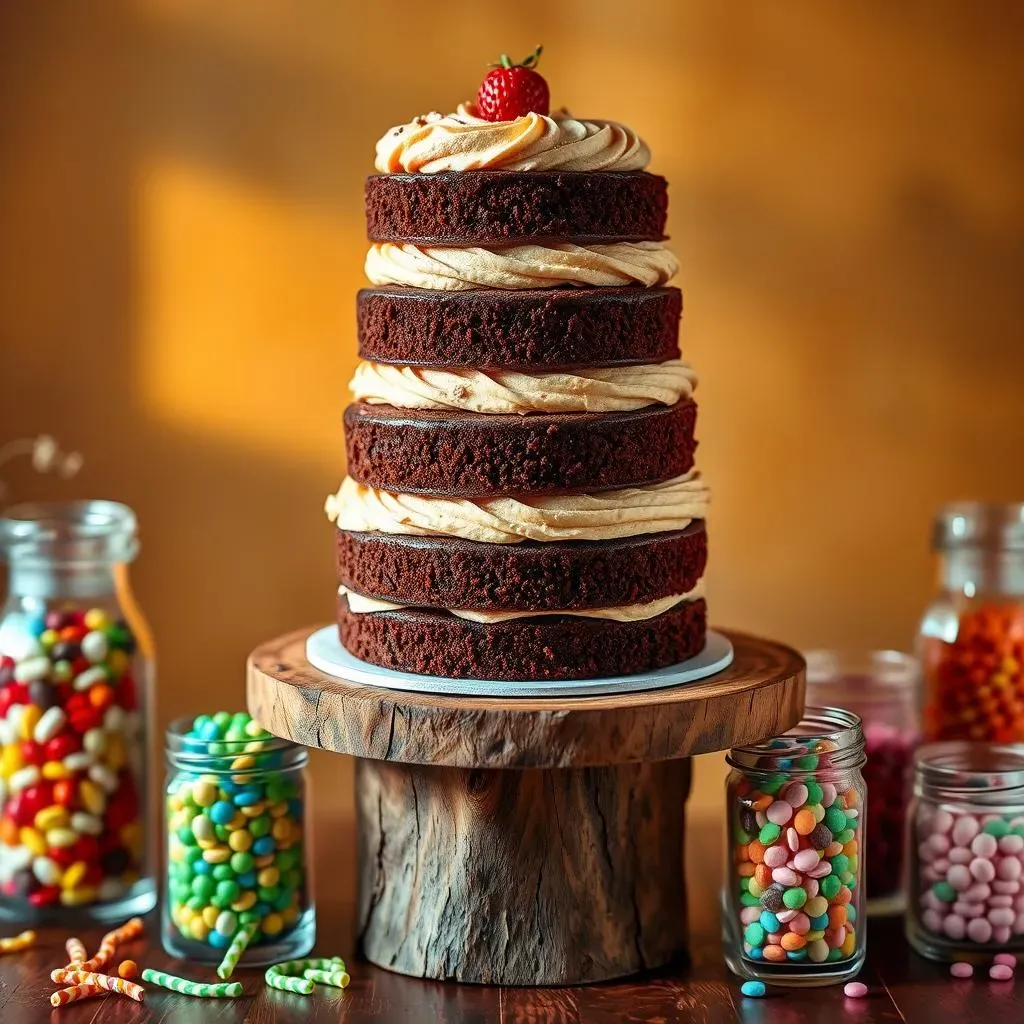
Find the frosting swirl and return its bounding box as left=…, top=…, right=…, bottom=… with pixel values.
left=365, top=241, right=678, bottom=291
left=339, top=581, right=705, bottom=624
left=375, top=105, right=650, bottom=174
left=350, top=359, right=697, bottom=414
left=325, top=470, right=709, bottom=544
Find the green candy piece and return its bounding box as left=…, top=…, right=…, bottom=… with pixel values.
left=744, top=922, right=766, bottom=947
left=836, top=829, right=855, bottom=845
left=275, top=848, right=299, bottom=872
left=230, top=852, right=254, bottom=875
left=249, top=816, right=272, bottom=839
left=213, top=711, right=233, bottom=729
left=820, top=876, right=841, bottom=899
left=740, top=893, right=761, bottom=907
left=212, top=864, right=234, bottom=882
left=759, top=823, right=781, bottom=845
left=177, top=825, right=198, bottom=847
left=186, top=895, right=206, bottom=911
left=265, top=777, right=292, bottom=803
left=258, top=884, right=281, bottom=904
left=761, top=775, right=785, bottom=796
left=192, top=875, right=215, bottom=901
left=239, top=908, right=263, bottom=925
left=214, top=824, right=231, bottom=842
left=782, top=887, right=807, bottom=910
left=216, top=879, right=241, bottom=905
left=170, top=880, right=190, bottom=903
left=983, top=819, right=1010, bottom=838
left=739, top=877, right=750, bottom=893
left=274, top=889, right=295, bottom=911
left=282, top=867, right=303, bottom=892
left=796, top=754, right=819, bottom=770
left=804, top=782, right=823, bottom=806
left=830, top=854, right=850, bottom=875
left=1014, top=825, right=1024, bottom=838
left=827, top=948, right=845, bottom=962
left=932, top=881, right=956, bottom=902
left=824, top=806, right=848, bottom=834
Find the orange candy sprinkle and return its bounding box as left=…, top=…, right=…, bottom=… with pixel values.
left=751, top=794, right=773, bottom=812
left=762, top=945, right=786, bottom=962
left=118, top=960, right=139, bottom=980
left=781, top=933, right=807, bottom=951
left=793, top=810, right=816, bottom=835
left=828, top=905, right=848, bottom=929
left=747, top=840, right=765, bottom=865
left=737, top=862, right=755, bottom=877
left=754, top=864, right=772, bottom=889
left=88, top=683, right=115, bottom=710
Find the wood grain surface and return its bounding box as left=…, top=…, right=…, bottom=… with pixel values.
left=356, top=757, right=691, bottom=985
left=246, top=627, right=806, bottom=768
left=0, top=807, right=1008, bottom=1023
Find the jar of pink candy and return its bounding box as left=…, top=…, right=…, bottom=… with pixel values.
left=805, top=651, right=920, bottom=915
left=723, top=707, right=868, bottom=987
left=908, top=742, right=1024, bottom=961
left=0, top=502, right=156, bottom=923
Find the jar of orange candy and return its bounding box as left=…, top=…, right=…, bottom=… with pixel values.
left=919, top=503, right=1024, bottom=743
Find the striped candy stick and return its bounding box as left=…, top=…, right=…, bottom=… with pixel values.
left=302, top=967, right=351, bottom=988
left=50, top=983, right=106, bottom=1007
left=265, top=972, right=315, bottom=995
left=140, top=968, right=243, bottom=998
left=50, top=969, right=145, bottom=1002
left=268, top=957, right=346, bottom=976
left=0, top=930, right=36, bottom=955
left=64, top=937, right=87, bottom=964
left=216, top=921, right=258, bottom=979
left=80, top=917, right=145, bottom=972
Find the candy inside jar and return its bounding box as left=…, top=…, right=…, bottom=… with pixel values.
left=906, top=742, right=1024, bottom=960
left=162, top=712, right=315, bottom=966
left=723, top=707, right=867, bottom=987
left=0, top=501, right=156, bottom=923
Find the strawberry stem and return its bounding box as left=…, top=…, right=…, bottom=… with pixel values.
left=488, top=44, right=543, bottom=70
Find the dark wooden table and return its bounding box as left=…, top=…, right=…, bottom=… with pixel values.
left=0, top=808, right=1019, bottom=1023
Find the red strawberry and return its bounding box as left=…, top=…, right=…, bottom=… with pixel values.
left=476, top=45, right=549, bottom=122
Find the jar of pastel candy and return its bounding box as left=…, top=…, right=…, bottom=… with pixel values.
left=723, top=707, right=867, bottom=986
left=805, top=650, right=920, bottom=915
left=0, top=501, right=156, bottom=922
left=919, top=502, right=1024, bottom=743
left=163, top=712, right=315, bottom=966
left=907, top=741, right=1024, bottom=961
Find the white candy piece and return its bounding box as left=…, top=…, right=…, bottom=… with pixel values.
left=13, top=656, right=51, bottom=683
left=69, top=812, right=103, bottom=836
left=72, top=666, right=107, bottom=692
left=6, top=705, right=24, bottom=731
left=32, top=857, right=62, bottom=887
left=0, top=720, right=15, bottom=746
left=215, top=910, right=238, bottom=936
left=0, top=844, right=33, bottom=878
left=8, top=765, right=40, bottom=793
left=33, top=706, right=67, bottom=744
left=83, top=728, right=108, bottom=756
left=0, top=617, right=42, bottom=661
left=45, top=828, right=78, bottom=848
left=81, top=630, right=109, bottom=664
left=62, top=752, right=94, bottom=772
left=88, top=764, right=118, bottom=793
left=103, top=706, right=126, bottom=732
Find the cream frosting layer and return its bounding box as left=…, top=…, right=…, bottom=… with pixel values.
left=350, top=359, right=697, bottom=414
left=365, top=242, right=678, bottom=291
left=374, top=105, right=650, bottom=174
left=325, top=470, right=709, bottom=544
left=339, top=581, right=705, bottom=623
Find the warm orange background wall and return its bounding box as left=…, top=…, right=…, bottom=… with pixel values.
left=1, top=1, right=1022, bottom=829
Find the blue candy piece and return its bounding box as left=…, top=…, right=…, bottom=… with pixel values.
left=26, top=614, right=46, bottom=637
left=253, top=902, right=271, bottom=918
left=740, top=980, right=766, bottom=998
left=236, top=871, right=257, bottom=889
left=210, top=801, right=235, bottom=825
left=219, top=779, right=241, bottom=795
left=759, top=911, right=780, bottom=933
left=846, top=905, right=857, bottom=923
left=193, top=859, right=213, bottom=876
left=746, top=947, right=763, bottom=960
left=786, top=949, right=807, bottom=961
left=208, top=929, right=232, bottom=948
left=252, top=836, right=276, bottom=857
left=199, top=719, right=222, bottom=742
left=288, top=798, right=303, bottom=818
left=234, top=786, right=263, bottom=807
left=810, top=913, right=829, bottom=930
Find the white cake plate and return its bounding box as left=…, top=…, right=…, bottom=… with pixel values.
left=305, top=625, right=734, bottom=698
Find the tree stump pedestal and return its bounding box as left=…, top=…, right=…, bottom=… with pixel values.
left=247, top=628, right=804, bottom=986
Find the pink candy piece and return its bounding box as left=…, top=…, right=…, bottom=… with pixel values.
left=964, top=883, right=992, bottom=903
left=993, top=953, right=1017, bottom=968
left=923, top=909, right=943, bottom=933
left=970, top=858, right=996, bottom=884
left=988, top=908, right=1015, bottom=927
left=786, top=828, right=800, bottom=852
left=953, top=902, right=985, bottom=919
left=997, top=858, right=1022, bottom=881
left=782, top=782, right=808, bottom=808
left=804, top=878, right=819, bottom=899
left=772, top=867, right=802, bottom=887
left=1015, top=914, right=1024, bottom=934
left=929, top=834, right=952, bottom=856
left=990, top=964, right=1014, bottom=981
left=998, top=834, right=1024, bottom=855
left=755, top=810, right=767, bottom=828
left=933, top=858, right=951, bottom=874
left=741, top=907, right=762, bottom=925
left=764, top=846, right=788, bottom=869
left=943, top=914, right=967, bottom=940
left=950, top=962, right=974, bottom=978
left=952, top=816, right=981, bottom=846
left=994, top=925, right=1012, bottom=943
left=766, top=801, right=793, bottom=826
left=793, top=849, right=820, bottom=872
left=966, top=917, right=993, bottom=943
left=947, top=865, right=972, bottom=892
left=993, top=880, right=1021, bottom=895
left=789, top=912, right=811, bottom=935
left=948, top=847, right=973, bottom=865
left=971, top=833, right=998, bottom=859
left=807, top=862, right=832, bottom=879
left=777, top=909, right=799, bottom=924
left=824, top=927, right=846, bottom=949
left=820, top=783, right=837, bottom=807
left=989, top=896, right=1015, bottom=909
left=934, top=809, right=955, bottom=833
left=843, top=982, right=868, bottom=999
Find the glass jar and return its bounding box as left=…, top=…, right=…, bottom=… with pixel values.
left=919, top=502, right=1024, bottom=743
left=804, top=651, right=919, bottom=915
left=0, top=501, right=156, bottom=922
left=723, top=707, right=867, bottom=987
left=906, top=742, right=1024, bottom=961
left=163, top=713, right=315, bottom=965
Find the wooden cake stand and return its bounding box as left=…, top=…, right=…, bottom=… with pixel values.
left=247, top=627, right=804, bottom=986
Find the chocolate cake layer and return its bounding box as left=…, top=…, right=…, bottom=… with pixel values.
left=338, top=523, right=706, bottom=611
left=365, top=171, right=668, bottom=245
left=337, top=594, right=707, bottom=681
left=357, top=287, right=682, bottom=370
left=344, top=400, right=697, bottom=496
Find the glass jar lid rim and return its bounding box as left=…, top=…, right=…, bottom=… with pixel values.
left=730, top=705, right=864, bottom=758
left=1, top=500, right=137, bottom=545
left=165, top=716, right=305, bottom=762
left=933, top=501, right=1024, bottom=552
left=914, top=741, right=1024, bottom=788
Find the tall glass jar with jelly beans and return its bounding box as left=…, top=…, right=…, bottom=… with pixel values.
left=163, top=713, right=315, bottom=966
left=919, top=502, right=1024, bottom=743
left=0, top=501, right=156, bottom=922
left=723, top=707, right=868, bottom=987
left=906, top=742, right=1024, bottom=961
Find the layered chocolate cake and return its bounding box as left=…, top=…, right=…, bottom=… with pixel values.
left=325, top=56, right=710, bottom=680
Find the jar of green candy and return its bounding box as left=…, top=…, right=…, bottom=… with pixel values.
left=162, top=712, right=315, bottom=965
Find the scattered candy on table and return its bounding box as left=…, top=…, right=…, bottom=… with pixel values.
left=740, top=980, right=766, bottom=997
left=989, top=963, right=1014, bottom=981
left=265, top=971, right=314, bottom=995
left=0, top=929, right=36, bottom=954
left=141, top=967, right=243, bottom=998
left=303, top=966, right=350, bottom=988
left=0, top=605, right=145, bottom=910
left=922, top=603, right=1024, bottom=743
left=50, top=968, right=145, bottom=1001
left=993, top=952, right=1017, bottom=968
left=79, top=916, right=144, bottom=972
left=217, top=920, right=257, bottom=979
left=950, top=961, right=974, bottom=978
left=729, top=732, right=865, bottom=976
left=266, top=956, right=348, bottom=995
left=64, top=936, right=86, bottom=964
left=118, top=958, right=138, bottom=979
left=51, top=982, right=105, bottom=1007
left=165, top=712, right=309, bottom=965
left=843, top=981, right=868, bottom=998
left=913, top=808, right=1024, bottom=946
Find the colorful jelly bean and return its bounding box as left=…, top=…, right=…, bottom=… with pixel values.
left=165, top=712, right=309, bottom=959
left=0, top=607, right=144, bottom=909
